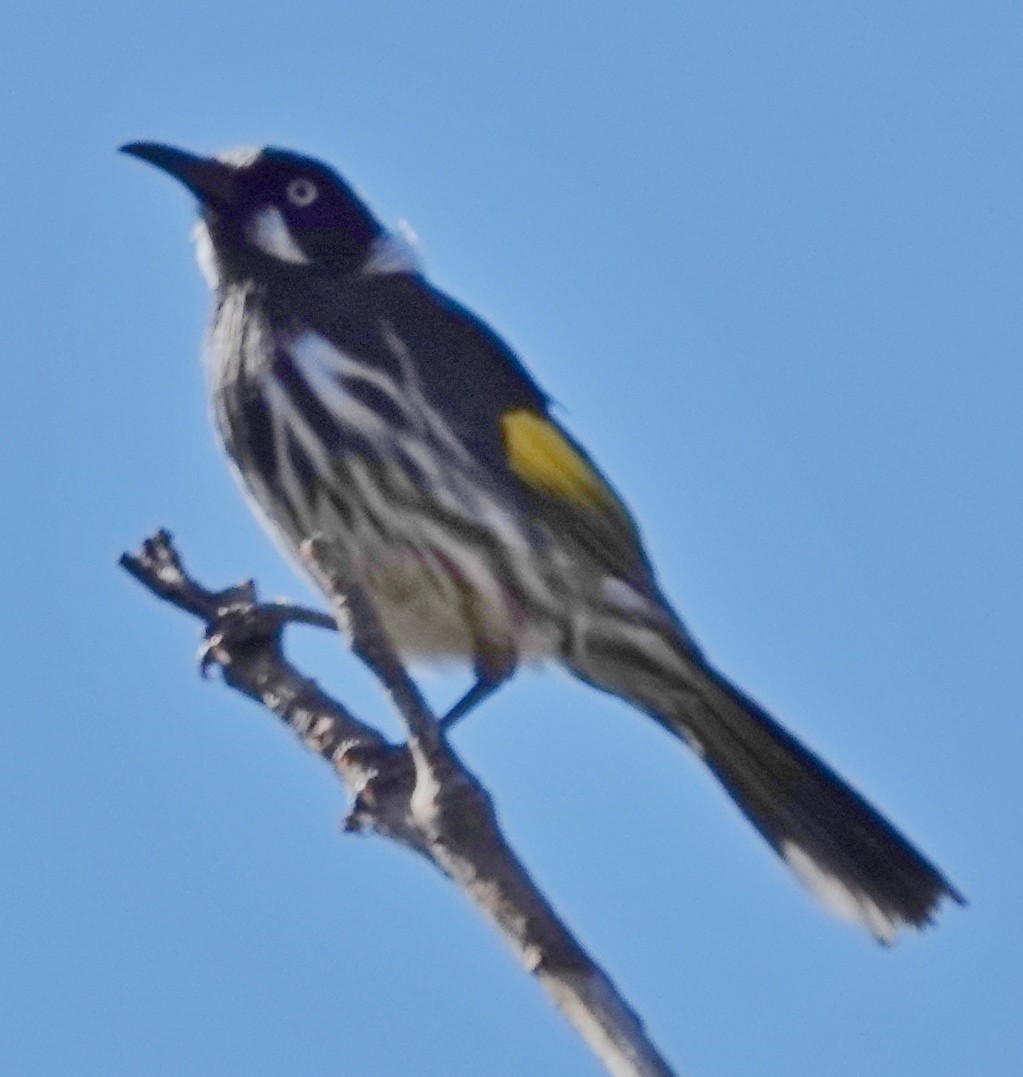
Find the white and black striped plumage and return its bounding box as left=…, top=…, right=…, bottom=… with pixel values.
left=123, top=141, right=963, bottom=942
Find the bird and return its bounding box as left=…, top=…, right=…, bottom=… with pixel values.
left=122, top=140, right=963, bottom=943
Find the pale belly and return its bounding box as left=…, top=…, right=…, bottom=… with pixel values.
left=319, top=541, right=564, bottom=665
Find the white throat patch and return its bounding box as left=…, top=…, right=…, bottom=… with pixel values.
left=191, top=220, right=220, bottom=289
left=245, top=206, right=310, bottom=264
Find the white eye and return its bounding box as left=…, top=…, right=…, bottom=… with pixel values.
left=286, top=177, right=318, bottom=207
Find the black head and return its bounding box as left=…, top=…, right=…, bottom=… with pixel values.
left=121, top=142, right=386, bottom=280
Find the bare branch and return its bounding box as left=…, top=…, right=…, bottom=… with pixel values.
left=121, top=530, right=680, bottom=1077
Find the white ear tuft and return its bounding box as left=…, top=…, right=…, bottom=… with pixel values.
left=363, top=219, right=423, bottom=276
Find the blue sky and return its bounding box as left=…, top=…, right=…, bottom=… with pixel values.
left=3, top=3, right=1020, bottom=1074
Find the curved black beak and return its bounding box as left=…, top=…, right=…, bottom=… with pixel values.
left=120, top=142, right=235, bottom=206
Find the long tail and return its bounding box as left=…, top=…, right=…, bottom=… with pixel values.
left=565, top=611, right=964, bottom=943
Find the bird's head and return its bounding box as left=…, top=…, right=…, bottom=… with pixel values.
left=121, top=142, right=418, bottom=286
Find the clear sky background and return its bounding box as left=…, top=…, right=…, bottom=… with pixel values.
left=3, top=4, right=1020, bottom=1075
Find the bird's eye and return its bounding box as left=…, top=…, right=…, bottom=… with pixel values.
left=286, top=178, right=318, bottom=207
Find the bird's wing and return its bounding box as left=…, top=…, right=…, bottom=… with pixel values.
left=407, top=281, right=660, bottom=595
left=496, top=404, right=658, bottom=594
left=291, top=272, right=660, bottom=594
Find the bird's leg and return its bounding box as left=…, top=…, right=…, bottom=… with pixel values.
left=439, top=647, right=517, bottom=732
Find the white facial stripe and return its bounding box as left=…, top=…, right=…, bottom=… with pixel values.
left=246, top=206, right=310, bottom=264
left=363, top=220, right=423, bottom=275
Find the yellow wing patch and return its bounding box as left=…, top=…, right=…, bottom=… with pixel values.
left=501, top=408, right=619, bottom=515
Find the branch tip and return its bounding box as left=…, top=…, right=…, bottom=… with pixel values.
left=120, top=528, right=679, bottom=1076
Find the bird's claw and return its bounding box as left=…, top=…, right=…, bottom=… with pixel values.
left=196, top=600, right=278, bottom=678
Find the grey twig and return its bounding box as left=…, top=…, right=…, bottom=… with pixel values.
left=121, top=529, right=680, bottom=1077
